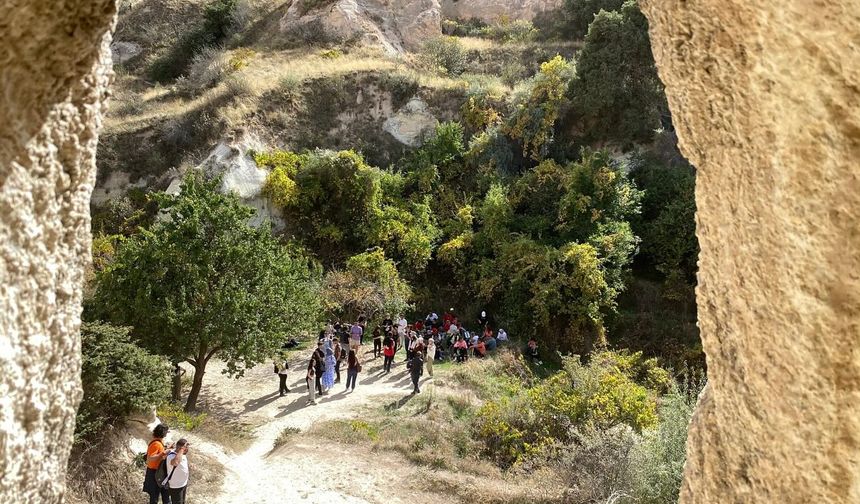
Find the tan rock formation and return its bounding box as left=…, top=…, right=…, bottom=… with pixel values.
left=439, top=0, right=563, bottom=23
left=641, top=1, right=860, bottom=502
left=0, top=0, right=116, bottom=501
left=280, top=0, right=442, bottom=55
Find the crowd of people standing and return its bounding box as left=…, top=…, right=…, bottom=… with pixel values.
left=279, top=308, right=530, bottom=405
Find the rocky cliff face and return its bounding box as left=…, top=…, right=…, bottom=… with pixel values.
left=0, top=0, right=115, bottom=501
left=641, top=1, right=860, bottom=502
left=281, top=0, right=442, bottom=54
left=440, top=0, right=563, bottom=23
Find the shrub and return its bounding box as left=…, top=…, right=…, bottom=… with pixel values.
left=180, top=47, right=231, bottom=93
left=148, top=0, right=239, bottom=82
left=273, top=427, right=301, bottom=449
left=259, top=150, right=303, bottom=208
left=556, top=426, right=638, bottom=503
left=629, top=381, right=701, bottom=504
left=157, top=402, right=208, bottom=431
left=320, top=48, right=343, bottom=59
left=478, top=18, right=539, bottom=43
left=563, top=0, right=626, bottom=39
left=76, top=322, right=170, bottom=443
left=474, top=350, right=663, bottom=468
left=421, top=36, right=468, bottom=76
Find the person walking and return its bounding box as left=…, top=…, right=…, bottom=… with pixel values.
left=142, top=423, right=172, bottom=504
left=333, top=339, right=343, bottom=383
left=346, top=348, right=360, bottom=391
left=349, top=320, right=363, bottom=352
left=425, top=337, right=436, bottom=377
left=306, top=358, right=317, bottom=405
left=382, top=333, right=396, bottom=373
left=313, top=341, right=325, bottom=396
left=171, top=363, right=185, bottom=402
left=165, top=438, right=191, bottom=504
left=409, top=351, right=424, bottom=394
left=372, top=326, right=383, bottom=359
left=275, top=357, right=290, bottom=396
left=322, top=342, right=336, bottom=392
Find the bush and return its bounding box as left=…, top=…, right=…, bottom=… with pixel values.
left=157, top=402, right=208, bottom=431
left=478, top=18, right=539, bottom=43
left=556, top=426, right=638, bottom=503
left=179, top=47, right=231, bottom=94
left=148, top=0, right=238, bottom=82
left=563, top=0, right=626, bottom=39
left=273, top=427, right=301, bottom=449
left=474, top=350, right=663, bottom=468
left=76, top=322, right=170, bottom=443
left=421, top=36, right=468, bottom=76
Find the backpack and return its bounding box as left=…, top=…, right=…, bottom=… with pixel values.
left=150, top=443, right=177, bottom=490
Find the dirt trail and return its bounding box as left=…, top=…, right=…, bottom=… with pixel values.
left=180, top=352, right=437, bottom=504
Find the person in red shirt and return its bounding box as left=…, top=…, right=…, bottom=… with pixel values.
left=382, top=333, right=396, bottom=373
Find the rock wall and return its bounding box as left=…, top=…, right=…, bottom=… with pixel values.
left=640, top=1, right=860, bottom=502
left=440, top=0, right=563, bottom=22
left=0, top=0, right=116, bottom=501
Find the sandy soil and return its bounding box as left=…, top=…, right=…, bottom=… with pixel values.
left=178, top=349, right=441, bottom=504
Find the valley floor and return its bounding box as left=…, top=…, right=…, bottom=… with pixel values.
left=177, top=352, right=527, bottom=504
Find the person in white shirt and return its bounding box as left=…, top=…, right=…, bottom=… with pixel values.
left=497, top=328, right=508, bottom=343
left=165, top=438, right=190, bottom=504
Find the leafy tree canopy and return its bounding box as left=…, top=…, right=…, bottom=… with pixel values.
left=94, top=173, right=322, bottom=410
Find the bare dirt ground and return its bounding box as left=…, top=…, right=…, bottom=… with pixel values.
left=178, top=350, right=445, bottom=504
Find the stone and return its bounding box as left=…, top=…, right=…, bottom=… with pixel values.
left=0, top=0, right=116, bottom=502
left=280, top=0, right=442, bottom=55
left=110, top=40, right=141, bottom=64
left=383, top=97, right=439, bottom=147
left=641, top=1, right=860, bottom=502
left=439, top=0, right=563, bottom=23
left=167, top=134, right=285, bottom=230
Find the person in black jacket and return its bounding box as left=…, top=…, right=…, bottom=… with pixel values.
left=313, top=341, right=325, bottom=395
left=409, top=352, right=424, bottom=394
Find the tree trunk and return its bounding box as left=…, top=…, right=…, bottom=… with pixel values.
left=184, top=363, right=206, bottom=411
left=171, top=368, right=182, bottom=402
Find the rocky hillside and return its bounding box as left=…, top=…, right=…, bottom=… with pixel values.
left=98, top=0, right=570, bottom=212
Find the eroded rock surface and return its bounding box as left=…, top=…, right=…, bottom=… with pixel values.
left=383, top=97, right=439, bottom=147
left=440, top=0, right=562, bottom=23
left=0, top=0, right=116, bottom=501
left=281, top=0, right=442, bottom=55
left=641, top=1, right=860, bottom=502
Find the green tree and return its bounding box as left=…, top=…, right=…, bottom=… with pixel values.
left=322, top=249, right=412, bottom=322
left=76, top=322, right=170, bottom=442
left=563, top=0, right=626, bottom=39
left=505, top=55, right=574, bottom=161
left=94, top=173, right=322, bottom=410
left=569, top=1, right=664, bottom=146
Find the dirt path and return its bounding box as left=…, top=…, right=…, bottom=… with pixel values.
left=182, top=351, right=437, bottom=503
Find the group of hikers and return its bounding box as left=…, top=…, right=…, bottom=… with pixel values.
left=145, top=308, right=541, bottom=503
left=271, top=308, right=540, bottom=406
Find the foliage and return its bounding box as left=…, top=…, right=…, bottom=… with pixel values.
left=568, top=1, right=664, bottom=145
left=505, top=55, right=573, bottom=161
left=273, top=427, right=302, bottom=449
left=478, top=18, right=539, bottom=43
left=157, top=402, right=208, bottom=431
left=260, top=149, right=439, bottom=272
left=93, top=173, right=322, bottom=410
left=76, top=322, right=170, bottom=443
left=563, top=0, right=626, bottom=39
left=630, top=383, right=699, bottom=504
left=322, top=249, right=412, bottom=321
left=148, top=0, right=238, bottom=82
left=629, top=153, right=698, bottom=289
left=421, top=36, right=468, bottom=76
left=474, top=350, right=663, bottom=468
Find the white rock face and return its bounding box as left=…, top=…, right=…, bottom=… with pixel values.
left=280, top=0, right=442, bottom=55
left=383, top=97, right=439, bottom=147
left=110, top=41, right=141, bottom=64
left=91, top=170, right=150, bottom=205
left=168, top=135, right=285, bottom=230
left=440, top=0, right=563, bottom=22
left=0, top=0, right=115, bottom=501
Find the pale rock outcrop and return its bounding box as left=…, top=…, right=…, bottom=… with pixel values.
left=383, top=97, right=439, bottom=147
left=110, top=40, right=142, bottom=64
left=439, top=0, right=563, bottom=23
left=167, top=135, right=285, bottom=230
left=0, top=0, right=116, bottom=502
left=280, top=0, right=442, bottom=55
left=641, top=1, right=860, bottom=503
